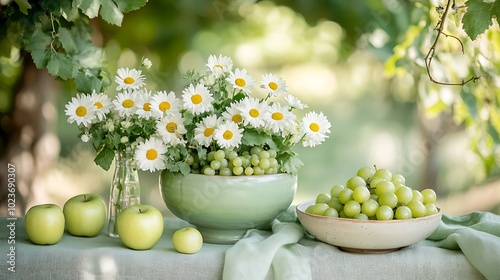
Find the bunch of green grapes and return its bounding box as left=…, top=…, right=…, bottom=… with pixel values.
left=190, top=146, right=281, bottom=176
left=305, top=166, right=439, bottom=220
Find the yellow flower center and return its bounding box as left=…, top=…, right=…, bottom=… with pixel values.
left=223, top=130, right=233, bottom=140
left=232, top=114, right=243, bottom=123
left=235, top=78, right=246, bottom=87
left=204, top=127, right=214, bottom=137
left=124, top=77, right=135, bottom=84
left=166, top=122, right=177, bottom=133
left=268, top=82, right=278, bottom=91
left=272, top=112, right=284, bottom=121
left=159, top=101, right=171, bottom=112
left=76, top=106, right=87, bottom=117
left=143, top=102, right=151, bottom=111
left=309, top=123, right=320, bottom=132
left=249, top=109, right=259, bottom=118
left=191, top=94, right=203, bottom=105
left=94, top=102, right=103, bottom=109
left=215, top=64, right=223, bottom=69
left=146, top=149, right=158, bottom=160
left=122, top=99, right=134, bottom=108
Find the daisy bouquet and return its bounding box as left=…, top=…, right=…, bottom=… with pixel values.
left=65, top=55, right=331, bottom=176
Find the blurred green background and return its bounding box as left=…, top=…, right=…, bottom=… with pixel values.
left=2, top=0, right=500, bottom=217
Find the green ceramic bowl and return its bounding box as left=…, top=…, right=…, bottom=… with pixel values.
left=159, top=171, right=297, bottom=244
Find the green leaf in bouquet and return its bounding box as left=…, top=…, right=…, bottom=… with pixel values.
left=94, top=146, right=115, bottom=171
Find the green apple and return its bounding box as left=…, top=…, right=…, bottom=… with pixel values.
left=25, top=204, right=65, bottom=245
left=63, top=193, right=107, bottom=237
left=172, top=227, right=203, bottom=254
left=117, top=204, right=164, bottom=250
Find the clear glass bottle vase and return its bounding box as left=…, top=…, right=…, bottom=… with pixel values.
left=107, top=148, right=141, bottom=238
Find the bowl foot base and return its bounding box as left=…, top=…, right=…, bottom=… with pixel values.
left=339, top=246, right=403, bottom=254
left=197, top=227, right=248, bottom=245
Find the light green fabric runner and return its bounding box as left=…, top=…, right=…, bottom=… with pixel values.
left=225, top=209, right=500, bottom=280
left=223, top=208, right=311, bottom=280
left=427, top=211, right=500, bottom=280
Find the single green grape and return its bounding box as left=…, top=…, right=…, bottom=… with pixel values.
left=214, top=150, right=226, bottom=161
left=395, top=186, right=413, bottom=205
left=407, top=200, right=426, bottom=218
left=316, top=193, right=332, bottom=204
left=375, top=181, right=395, bottom=196
left=268, top=149, right=277, bottom=158
left=395, top=206, right=412, bottom=220
left=354, top=213, right=369, bottom=220
left=210, top=160, right=221, bottom=170
left=253, top=166, right=265, bottom=175
left=227, top=150, right=238, bottom=161
left=233, top=166, right=244, bottom=175
left=391, top=173, right=406, bottom=185
left=346, top=176, right=367, bottom=190
left=232, top=157, right=243, bottom=167
left=250, top=146, right=262, bottom=155
left=378, top=192, right=398, bottom=208
left=343, top=200, right=361, bottom=218
left=258, top=150, right=270, bottom=159
left=412, top=190, right=424, bottom=203
left=269, top=158, right=278, bottom=168
left=425, top=203, right=438, bottom=216
left=327, top=197, right=343, bottom=212
left=330, top=185, right=345, bottom=197
left=373, top=168, right=392, bottom=181
left=323, top=207, right=339, bottom=217
left=219, top=167, right=232, bottom=176
left=203, top=166, right=216, bottom=176
left=250, top=155, right=260, bottom=166
left=338, top=188, right=354, bottom=204
left=259, top=158, right=271, bottom=169
left=376, top=205, right=394, bottom=220
left=356, top=166, right=375, bottom=181
left=352, top=186, right=370, bottom=203
left=361, top=198, right=379, bottom=217
left=421, top=189, right=437, bottom=204
left=307, top=203, right=329, bottom=215
left=244, top=167, right=254, bottom=176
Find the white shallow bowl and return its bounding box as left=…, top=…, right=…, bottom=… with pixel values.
left=296, top=200, right=442, bottom=253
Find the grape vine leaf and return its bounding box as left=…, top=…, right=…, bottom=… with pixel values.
left=47, top=51, right=74, bottom=80
left=73, top=0, right=148, bottom=26
left=462, top=0, right=500, bottom=40
left=13, top=0, right=31, bottom=15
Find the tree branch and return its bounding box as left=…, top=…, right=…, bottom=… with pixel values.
left=424, top=0, right=480, bottom=86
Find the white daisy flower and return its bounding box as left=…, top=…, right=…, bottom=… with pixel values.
left=113, top=91, right=138, bottom=117
left=226, top=68, right=255, bottom=94
left=206, top=54, right=233, bottom=77
left=182, top=83, right=214, bottom=115
left=214, top=121, right=244, bottom=149
left=222, top=101, right=244, bottom=125
left=237, top=97, right=269, bottom=128
left=115, top=68, right=145, bottom=91
left=135, top=137, right=168, bottom=172
left=156, top=114, right=187, bottom=146
left=90, top=91, right=111, bottom=121
left=283, top=94, right=308, bottom=110
left=300, top=111, right=331, bottom=147
left=65, top=93, right=97, bottom=127
left=261, top=73, right=287, bottom=97
left=135, top=90, right=155, bottom=119
left=141, top=57, right=152, bottom=69
left=150, top=90, right=181, bottom=117
left=194, top=114, right=222, bottom=147
left=263, top=103, right=296, bottom=135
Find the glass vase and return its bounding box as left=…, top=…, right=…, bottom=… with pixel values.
left=107, top=148, right=141, bottom=238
